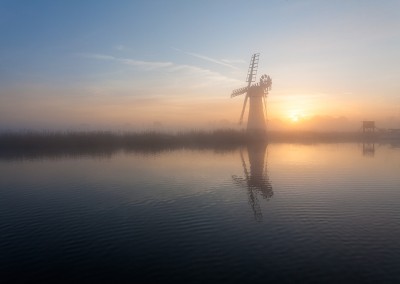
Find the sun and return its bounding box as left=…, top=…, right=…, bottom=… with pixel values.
left=289, top=112, right=303, bottom=123
left=290, top=114, right=300, bottom=122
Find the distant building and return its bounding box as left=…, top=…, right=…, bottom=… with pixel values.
left=362, top=121, right=375, bottom=133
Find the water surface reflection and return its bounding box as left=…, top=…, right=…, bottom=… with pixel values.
left=232, top=143, right=272, bottom=221
left=362, top=142, right=375, bottom=157
left=1, top=143, right=400, bottom=283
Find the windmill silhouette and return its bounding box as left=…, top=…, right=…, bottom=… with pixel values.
left=232, top=143, right=273, bottom=221
left=231, top=53, right=272, bottom=132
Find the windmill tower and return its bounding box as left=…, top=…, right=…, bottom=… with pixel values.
left=231, top=53, right=272, bottom=132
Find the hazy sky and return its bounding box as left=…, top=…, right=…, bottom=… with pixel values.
left=1, top=0, right=399, bottom=130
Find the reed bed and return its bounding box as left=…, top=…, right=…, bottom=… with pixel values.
left=0, top=129, right=389, bottom=159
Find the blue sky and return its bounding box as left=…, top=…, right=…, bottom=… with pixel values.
left=1, top=0, right=399, bottom=130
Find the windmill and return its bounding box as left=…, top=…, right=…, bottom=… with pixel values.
left=231, top=53, right=272, bottom=132
left=232, top=143, right=273, bottom=221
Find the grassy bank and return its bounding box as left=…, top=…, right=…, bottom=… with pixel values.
left=0, top=129, right=246, bottom=159
left=0, top=129, right=394, bottom=159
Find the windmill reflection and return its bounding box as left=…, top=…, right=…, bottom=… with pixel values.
left=232, top=142, right=273, bottom=221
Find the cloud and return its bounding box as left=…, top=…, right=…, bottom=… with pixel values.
left=221, top=59, right=246, bottom=64
left=81, top=52, right=240, bottom=83
left=184, top=52, right=240, bottom=70
left=81, top=53, right=173, bottom=70
left=85, top=54, right=115, bottom=60
left=119, top=58, right=173, bottom=69
left=170, top=46, right=182, bottom=52
left=79, top=52, right=242, bottom=90
left=114, top=44, right=131, bottom=51
left=168, top=64, right=242, bottom=85
left=274, top=92, right=328, bottom=102
left=171, top=47, right=242, bottom=70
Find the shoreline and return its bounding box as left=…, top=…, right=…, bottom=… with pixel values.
left=0, top=129, right=399, bottom=159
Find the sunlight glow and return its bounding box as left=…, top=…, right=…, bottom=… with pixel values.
left=290, top=114, right=300, bottom=122
left=288, top=111, right=305, bottom=123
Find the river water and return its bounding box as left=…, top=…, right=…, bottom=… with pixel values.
left=0, top=143, right=399, bottom=283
